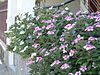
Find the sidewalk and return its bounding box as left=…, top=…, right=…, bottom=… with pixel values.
left=0, top=64, right=15, bottom=75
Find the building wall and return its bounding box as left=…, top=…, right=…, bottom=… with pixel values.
left=40, top=0, right=80, bottom=14
left=0, top=1, right=7, bottom=43
left=67, top=0, right=80, bottom=14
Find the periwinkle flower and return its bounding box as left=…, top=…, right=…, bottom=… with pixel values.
left=50, top=60, right=61, bottom=67
left=83, top=44, right=96, bottom=50
left=59, top=44, right=68, bottom=50
left=69, top=50, right=77, bottom=56
left=34, top=26, right=41, bottom=31
left=36, top=56, right=43, bottom=62
left=88, top=37, right=97, bottom=41
left=44, top=51, right=50, bottom=56
left=38, top=32, right=42, bottom=36
left=95, top=22, right=100, bottom=27
left=68, top=73, right=74, bottom=75
left=47, top=31, right=54, bottom=35
left=64, top=24, right=75, bottom=30
left=32, top=43, right=39, bottom=48
left=46, top=23, right=55, bottom=30
left=75, top=71, right=81, bottom=75
left=60, top=63, right=70, bottom=70
left=80, top=65, right=87, bottom=72
left=63, top=55, right=69, bottom=60
left=85, top=26, right=94, bottom=31
left=26, top=58, right=33, bottom=65
left=60, top=37, right=65, bottom=42
left=74, top=35, right=83, bottom=43
left=65, top=16, right=74, bottom=21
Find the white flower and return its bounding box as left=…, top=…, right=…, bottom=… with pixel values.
left=19, top=31, right=25, bottom=34
left=20, top=25, right=25, bottom=28
left=69, top=12, right=73, bottom=15
left=31, top=53, right=37, bottom=58
left=65, top=7, right=69, bottom=11
left=20, top=41, right=24, bottom=45
left=49, top=6, right=53, bottom=10
left=0, top=60, right=2, bottom=64
left=4, top=31, right=12, bottom=34
left=20, top=46, right=28, bottom=53
left=12, top=36, right=16, bottom=39
left=13, top=46, right=17, bottom=51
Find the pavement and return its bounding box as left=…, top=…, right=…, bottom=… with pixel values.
left=0, top=63, right=15, bottom=75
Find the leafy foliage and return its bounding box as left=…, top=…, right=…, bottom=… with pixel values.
left=5, top=7, right=100, bottom=75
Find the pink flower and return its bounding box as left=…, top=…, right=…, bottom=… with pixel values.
left=94, top=15, right=100, bottom=21
left=60, top=63, right=70, bottom=70
left=34, top=26, right=41, bottom=31
left=49, top=47, right=57, bottom=52
left=69, top=50, right=77, bottom=56
left=75, top=71, right=81, bottom=75
left=42, top=26, right=46, bottom=29
left=95, top=23, right=100, bottom=27
left=63, top=55, right=69, bottom=60
left=85, top=26, right=94, bottom=31
left=80, top=65, right=87, bottom=72
left=64, top=24, right=75, bottom=30
left=74, top=35, right=83, bottom=43
left=68, top=73, right=74, bottom=75
left=50, top=60, right=61, bottom=67
left=44, top=51, right=50, bottom=56
left=32, top=43, right=39, bottom=48
left=26, top=58, right=33, bottom=65
left=60, top=37, right=65, bottom=42
left=42, top=20, right=52, bottom=24
left=36, top=56, right=43, bottom=62
left=59, top=44, right=68, bottom=49
left=47, top=31, right=54, bottom=35
left=38, top=32, right=42, bottom=36
left=65, top=16, right=74, bottom=21
left=88, top=15, right=95, bottom=19
left=46, top=23, right=55, bottom=30
left=83, top=44, right=96, bottom=50
left=88, top=37, right=97, bottom=41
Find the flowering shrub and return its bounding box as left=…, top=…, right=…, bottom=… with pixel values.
left=5, top=7, right=100, bottom=75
